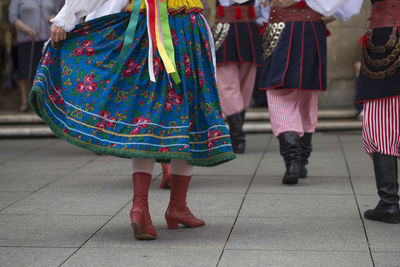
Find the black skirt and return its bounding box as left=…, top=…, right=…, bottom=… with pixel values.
left=356, top=27, right=400, bottom=103
left=259, top=21, right=327, bottom=91
left=216, top=22, right=263, bottom=66
left=17, top=41, right=44, bottom=79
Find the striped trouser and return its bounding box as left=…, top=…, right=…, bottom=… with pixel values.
left=217, top=63, right=257, bottom=116
left=363, top=96, right=400, bottom=157
left=267, top=90, right=319, bottom=137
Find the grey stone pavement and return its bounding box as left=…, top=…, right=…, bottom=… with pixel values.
left=0, top=132, right=399, bottom=267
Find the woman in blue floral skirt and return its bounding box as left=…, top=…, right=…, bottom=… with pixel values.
left=30, top=0, right=236, bottom=240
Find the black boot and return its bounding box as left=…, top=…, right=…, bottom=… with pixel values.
left=300, top=133, right=313, bottom=179
left=364, top=153, right=400, bottom=224
left=278, top=132, right=301, bottom=185
left=226, top=112, right=246, bottom=154
left=240, top=110, right=246, bottom=123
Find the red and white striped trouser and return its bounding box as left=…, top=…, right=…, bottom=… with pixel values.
left=363, top=96, right=400, bottom=157
left=217, top=63, right=258, bottom=116
left=267, top=90, right=319, bottom=137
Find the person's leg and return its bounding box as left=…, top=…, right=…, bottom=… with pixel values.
left=267, top=90, right=303, bottom=185
left=160, top=163, right=172, bottom=189
left=19, top=78, right=29, bottom=112
left=238, top=63, right=258, bottom=143
left=165, top=159, right=205, bottom=229
left=239, top=63, right=257, bottom=111
left=217, top=64, right=246, bottom=153
left=267, top=90, right=304, bottom=137
left=131, top=158, right=158, bottom=239
left=217, top=64, right=243, bottom=116
left=362, top=97, right=400, bottom=223
left=298, top=91, right=319, bottom=178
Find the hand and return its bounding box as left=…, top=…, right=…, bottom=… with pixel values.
left=122, top=3, right=131, bottom=12
left=321, top=16, right=336, bottom=24
left=269, top=0, right=295, bottom=7
left=259, top=0, right=270, bottom=7
left=25, top=26, right=37, bottom=38
left=50, top=25, right=66, bottom=48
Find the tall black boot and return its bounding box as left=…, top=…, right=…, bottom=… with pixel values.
left=278, top=132, right=301, bottom=185
left=226, top=112, right=246, bottom=154
left=240, top=110, right=246, bottom=123
left=300, top=133, right=313, bottom=179
left=364, top=153, right=400, bottom=224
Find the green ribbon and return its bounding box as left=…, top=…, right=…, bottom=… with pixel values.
left=112, top=0, right=142, bottom=74
left=158, top=0, right=181, bottom=84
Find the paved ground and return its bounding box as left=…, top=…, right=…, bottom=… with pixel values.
left=0, top=132, right=399, bottom=267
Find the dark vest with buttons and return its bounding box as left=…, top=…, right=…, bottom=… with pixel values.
left=215, top=0, right=262, bottom=66
left=356, top=0, right=400, bottom=103
left=258, top=2, right=327, bottom=91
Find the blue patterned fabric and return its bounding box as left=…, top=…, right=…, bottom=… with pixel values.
left=30, top=11, right=236, bottom=167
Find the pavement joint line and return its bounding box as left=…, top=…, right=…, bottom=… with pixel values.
left=0, top=245, right=81, bottom=249
left=216, top=135, right=273, bottom=267
left=0, top=138, right=60, bottom=164
left=69, top=156, right=105, bottom=174
left=246, top=192, right=355, bottom=196
left=0, top=214, right=116, bottom=217
left=231, top=216, right=365, bottom=219
left=0, top=146, right=47, bottom=165
left=58, top=198, right=133, bottom=267
left=0, top=153, right=99, bottom=214
left=57, top=171, right=163, bottom=266
left=220, top=248, right=372, bottom=253
left=0, top=172, right=71, bottom=213
left=0, top=213, right=126, bottom=216
left=0, top=190, right=32, bottom=193
left=338, top=134, right=376, bottom=267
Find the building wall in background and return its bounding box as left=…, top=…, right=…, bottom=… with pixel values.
left=321, top=1, right=371, bottom=108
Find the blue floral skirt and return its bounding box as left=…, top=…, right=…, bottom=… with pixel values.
left=29, top=11, right=236, bottom=167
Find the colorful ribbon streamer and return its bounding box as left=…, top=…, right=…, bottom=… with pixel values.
left=112, top=0, right=142, bottom=74
left=114, top=0, right=181, bottom=84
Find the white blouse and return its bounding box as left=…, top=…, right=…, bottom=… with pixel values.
left=51, top=0, right=128, bottom=32
left=219, top=0, right=362, bottom=22
left=299, top=0, right=363, bottom=21
left=218, top=0, right=252, bottom=7
left=86, top=0, right=129, bottom=21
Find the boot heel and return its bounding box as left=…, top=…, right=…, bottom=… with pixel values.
left=130, top=211, right=143, bottom=225
left=166, top=218, right=179, bottom=229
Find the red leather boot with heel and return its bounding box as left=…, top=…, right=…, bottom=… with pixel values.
left=130, top=172, right=158, bottom=240
left=159, top=163, right=172, bottom=189
left=165, top=175, right=205, bottom=229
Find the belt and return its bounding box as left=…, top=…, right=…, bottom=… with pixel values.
left=269, top=4, right=322, bottom=23
left=369, top=0, right=400, bottom=29
left=215, top=5, right=256, bottom=23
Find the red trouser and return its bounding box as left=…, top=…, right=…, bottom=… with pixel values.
left=267, top=89, right=319, bottom=137
left=216, top=63, right=257, bottom=116
left=363, top=95, right=400, bottom=157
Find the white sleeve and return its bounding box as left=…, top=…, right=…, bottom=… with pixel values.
left=218, top=0, right=250, bottom=6
left=299, top=0, right=350, bottom=17
left=50, top=0, right=109, bottom=32
left=254, top=1, right=271, bottom=25
left=218, top=0, right=234, bottom=6
left=332, top=0, right=363, bottom=21
left=85, top=0, right=129, bottom=21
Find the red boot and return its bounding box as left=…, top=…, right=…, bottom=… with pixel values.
left=130, top=172, right=158, bottom=240
left=165, top=175, right=205, bottom=229
left=159, top=163, right=171, bottom=189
